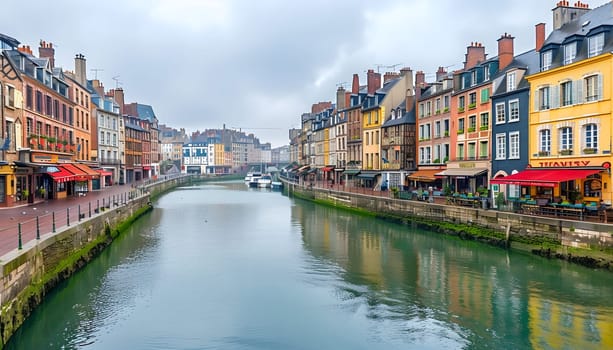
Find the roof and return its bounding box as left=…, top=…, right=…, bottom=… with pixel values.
left=0, top=33, right=20, bottom=48
left=492, top=49, right=540, bottom=96
left=543, top=2, right=613, bottom=47
left=125, top=122, right=147, bottom=132
left=136, top=104, right=157, bottom=122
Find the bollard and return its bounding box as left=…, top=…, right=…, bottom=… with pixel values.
left=52, top=211, right=56, bottom=233
left=18, top=223, right=22, bottom=250
left=97, top=199, right=100, bottom=212
left=67, top=207, right=70, bottom=226
left=89, top=202, right=92, bottom=217
left=36, top=216, right=40, bottom=240
left=78, top=205, right=81, bottom=221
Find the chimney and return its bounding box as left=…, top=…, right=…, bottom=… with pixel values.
left=112, top=88, right=125, bottom=115
left=383, top=71, right=400, bottom=83
left=401, top=67, right=415, bottom=113
left=351, top=73, right=360, bottom=94
left=74, top=53, right=87, bottom=86
left=497, top=33, right=514, bottom=70
left=38, top=40, right=55, bottom=68
left=18, top=45, right=33, bottom=55
left=552, top=0, right=590, bottom=31
left=336, top=86, right=346, bottom=110
left=436, top=66, right=447, bottom=81
left=91, top=79, right=105, bottom=97
left=464, top=42, right=487, bottom=69
left=366, top=69, right=381, bottom=95
left=535, top=23, right=546, bottom=51
left=415, top=70, right=426, bottom=100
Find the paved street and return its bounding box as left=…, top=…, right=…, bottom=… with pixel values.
left=0, top=182, right=148, bottom=258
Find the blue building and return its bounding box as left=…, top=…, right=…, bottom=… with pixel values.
left=490, top=48, right=539, bottom=206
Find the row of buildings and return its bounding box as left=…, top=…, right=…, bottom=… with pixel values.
left=289, top=0, right=613, bottom=207
left=0, top=33, right=285, bottom=208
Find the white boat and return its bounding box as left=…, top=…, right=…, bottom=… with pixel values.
left=271, top=181, right=283, bottom=190
left=257, top=174, right=272, bottom=188
left=247, top=172, right=262, bottom=187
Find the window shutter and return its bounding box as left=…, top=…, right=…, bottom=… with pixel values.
left=551, top=85, right=560, bottom=109
left=575, top=79, right=583, bottom=104
left=533, top=90, right=540, bottom=112
left=597, top=74, right=603, bottom=100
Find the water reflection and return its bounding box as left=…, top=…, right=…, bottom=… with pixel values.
left=295, top=199, right=613, bottom=349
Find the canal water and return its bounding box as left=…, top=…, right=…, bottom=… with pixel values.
left=6, top=181, right=613, bottom=349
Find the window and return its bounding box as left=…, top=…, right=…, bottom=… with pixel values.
left=584, top=124, right=598, bottom=151
left=539, top=86, right=550, bottom=110
left=443, top=95, right=449, bottom=109
left=495, top=103, right=506, bottom=124
left=585, top=74, right=601, bottom=102
left=507, top=72, right=516, bottom=91
left=458, top=96, right=465, bottom=110
left=435, top=98, right=441, bottom=113
left=45, top=95, right=52, bottom=116
left=508, top=100, right=519, bottom=122
left=509, top=132, right=519, bottom=159
left=419, top=103, right=424, bottom=118
left=496, top=134, right=506, bottom=159
left=457, top=144, right=464, bottom=160
left=426, top=101, right=432, bottom=116
left=541, top=50, right=552, bottom=71
left=468, top=142, right=476, bottom=159
left=564, top=42, right=576, bottom=64
left=26, top=86, right=33, bottom=109
left=588, top=33, right=604, bottom=57
left=458, top=118, right=465, bottom=133
left=471, top=70, right=477, bottom=86
left=480, top=88, right=489, bottom=103
left=468, top=115, right=476, bottom=131
left=6, top=85, right=15, bottom=108
left=479, top=141, right=488, bottom=159
left=540, top=129, right=551, bottom=154
left=480, top=112, right=489, bottom=130
left=100, top=131, right=104, bottom=144
left=435, top=121, right=441, bottom=138
left=469, top=92, right=477, bottom=107
left=559, top=127, right=573, bottom=151
left=443, top=119, right=450, bottom=135
left=35, top=91, right=43, bottom=113
left=561, top=81, right=573, bottom=106
left=484, top=65, right=490, bottom=81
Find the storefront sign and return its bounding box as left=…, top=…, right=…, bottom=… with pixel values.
left=537, top=160, right=591, bottom=167
left=459, top=163, right=476, bottom=168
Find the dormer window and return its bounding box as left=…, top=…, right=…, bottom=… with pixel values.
left=588, top=33, right=604, bottom=57
left=564, top=42, right=576, bottom=65
left=483, top=65, right=490, bottom=81
left=471, top=70, right=477, bottom=86
left=506, top=72, right=516, bottom=92
left=541, top=50, right=552, bottom=71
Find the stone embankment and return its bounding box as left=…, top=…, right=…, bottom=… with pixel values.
left=282, top=179, right=613, bottom=271
left=0, top=175, right=192, bottom=349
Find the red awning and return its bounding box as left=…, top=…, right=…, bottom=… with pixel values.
left=61, top=163, right=89, bottom=181
left=47, top=167, right=75, bottom=183
left=321, top=166, right=335, bottom=172
left=143, top=166, right=151, bottom=170
left=490, top=168, right=601, bottom=187
left=72, top=163, right=100, bottom=178
left=97, top=169, right=113, bottom=176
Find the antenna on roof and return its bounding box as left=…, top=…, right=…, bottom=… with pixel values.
left=376, top=63, right=403, bottom=73
left=90, top=68, right=104, bottom=79
left=336, top=82, right=349, bottom=89
left=112, top=75, right=121, bottom=88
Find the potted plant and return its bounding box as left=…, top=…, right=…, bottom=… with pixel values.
left=457, top=129, right=464, bottom=134
left=443, top=107, right=449, bottom=113
left=467, top=127, right=476, bottom=132
left=468, top=103, right=476, bottom=109
left=433, top=158, right=440, bottom=164
left=458, top=107, right=465, bottom=113
left=391, top=187, right=399, bottom=199
left=538, top=150, right=550, bottom=156
left=583, top=147, right=597, bottom=154
left=560, top=149, right=572, bottom=155
left=480, top=125, right=489, bottom=131
left=444, top=131, right=449, bottom=137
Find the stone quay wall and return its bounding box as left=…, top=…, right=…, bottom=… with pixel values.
left=284, top=181, right=613, bottom=268
left=0, top=175, right=192, bottom=348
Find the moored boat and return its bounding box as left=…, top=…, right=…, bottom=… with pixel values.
left=257, top=174, right=272, bottom=188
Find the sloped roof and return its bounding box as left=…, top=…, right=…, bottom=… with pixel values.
left=136, top=104, right=157, bottom=122
left=544, top=2, right=613, bottom=47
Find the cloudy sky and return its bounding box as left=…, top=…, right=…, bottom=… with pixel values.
left=3, top=0, right=610, bottom=147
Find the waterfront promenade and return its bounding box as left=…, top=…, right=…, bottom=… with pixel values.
left=0, top=176, right=181, bottom=257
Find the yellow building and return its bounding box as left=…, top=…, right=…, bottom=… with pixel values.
left=524, top=4, right=613, bottom=204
